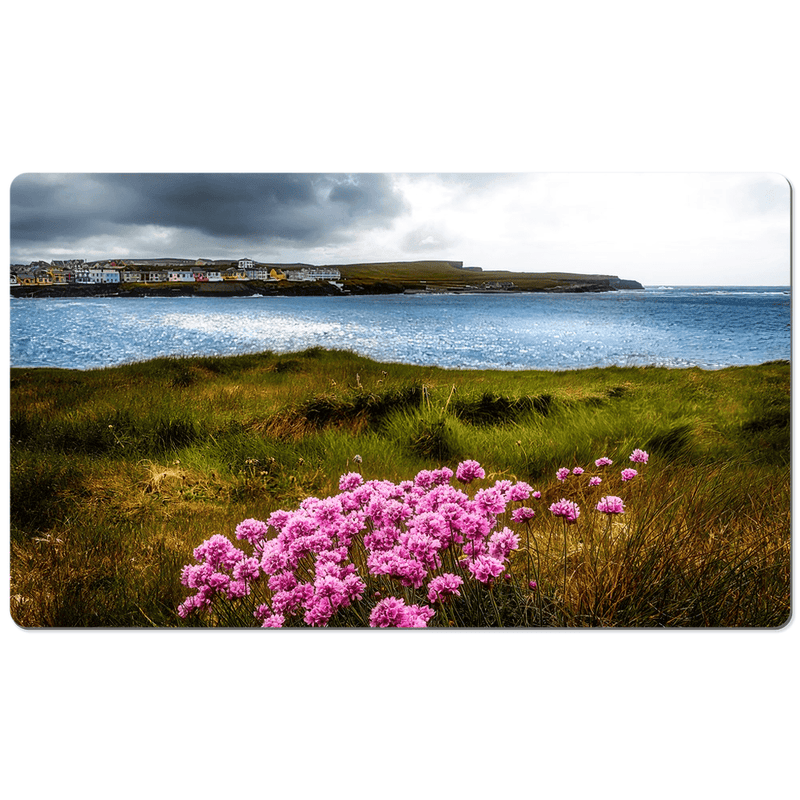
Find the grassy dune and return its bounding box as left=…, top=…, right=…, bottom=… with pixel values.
left=9, top=349, right=790, bottom=627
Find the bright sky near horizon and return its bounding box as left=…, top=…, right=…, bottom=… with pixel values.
left=10, top=172, right=790, bottom=286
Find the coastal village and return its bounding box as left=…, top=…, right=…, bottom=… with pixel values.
left=10, top=258, right=342, bottom=287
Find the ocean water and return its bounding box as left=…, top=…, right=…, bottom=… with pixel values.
left=8, top=286, right=790, bottom=371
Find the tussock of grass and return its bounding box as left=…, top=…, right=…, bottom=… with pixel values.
left=10, top=349, right=790, bottom=627
left=450, top=391, right=554, bottom=425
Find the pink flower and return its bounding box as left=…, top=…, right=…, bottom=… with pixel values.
left=493, top=479, right=513, bottom=496
left=432, top=467, right=454, bottom=485
left=368, top=596, right=408, bottom=628
left=511, top=507, right=536, bottom=523
left=265, top=509, right=292, bottom=532
left=193, top=534, right=245, bottom=570
left=339, top=472, right=364, bottom=491
left=181, top=562, right=213, bottom=589
left=549, top=498, right=580, bottom=523
left=232, top=556, right=260, bottom=582
left=303, top=596, right=336, bottom=627
left=488, top=527, right=520, bottom=559
left=178, top=593, right=209, bottom=618
left=507, top=481, right=533, bottom=501
left=455, top=460, right=485, bottom=484
left=596, top=495, right=625, bottom=514
left=556, top=467, right=570, bottom=481
left=474, top=487, right=506, bottom=515
left=268, top=571, right=298, bottom=593
left=427, top=573, right=464, bottom=603
left=408, top=511, right=448, bottom=540
left=572, top=467, right=585, bottom=475
left=455, top=511, right=491, bottom=542
left=532, top=491, right=541, bottom=499
left=588, top=476, right=602, bottom=486
left=402, top=604, right=435, bottom=628
left=461, top=540, right=488, bottom=559
left=467, top=555, right=505, bottom=584
left=620, top=468, right=638, bottom=481
left=207, top=572, right=231, bottom=590
left=226, top=579, right=251, bottom=599
left=235, top=518, right=269, bottom=546
left=528, top=580, right=538, bottom=590
left=414, top=470, right=437, bottom=489
left=399, top=531, right=443, bottom=568
left=595, top=457, right=613, bottom=467
left=629, top=449, right=649, bottom=463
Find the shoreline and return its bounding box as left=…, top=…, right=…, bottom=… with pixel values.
left=9, top=279, right=634, bottom=300
left=10, top=346, right=789, bottom=375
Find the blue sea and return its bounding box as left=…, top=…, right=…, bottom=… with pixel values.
left=8, top=286, right=791, bottom=371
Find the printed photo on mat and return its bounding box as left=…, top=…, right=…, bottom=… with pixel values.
left=9, top=173, right=791, bottom=628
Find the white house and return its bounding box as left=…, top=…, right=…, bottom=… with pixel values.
left=245, top=266, right=273, bottom=280
left=238, top=258, right=255, bottom=271
left=100, top=269, right=120, bottom=283
left=168, top=270, right=195, bottom=282
left=287, top=267, right=342, bottom=282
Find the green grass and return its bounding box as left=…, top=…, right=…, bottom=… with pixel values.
left=333, top=261, right=623, bottom=291
left=9, top=349, right=790, bottom=627
left=333, top=260, right=617, bottom=288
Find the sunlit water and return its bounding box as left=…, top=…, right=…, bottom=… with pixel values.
left=9, top=286, right=790, bottom=371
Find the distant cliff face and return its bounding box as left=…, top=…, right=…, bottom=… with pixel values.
left=609, top=278, right=645, bottom=290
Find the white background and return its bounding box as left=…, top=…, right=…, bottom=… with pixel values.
left=2, top=2, right=796, bottom=798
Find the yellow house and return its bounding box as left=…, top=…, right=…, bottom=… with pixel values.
left=223, top=267, right=247, bottom=281
left=269, top=268, right=287, bottom=281
left=34, top=268, right=53, bottom=285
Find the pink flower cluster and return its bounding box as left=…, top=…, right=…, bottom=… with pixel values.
left=369, top=597, right=435, bottom=628
left=427, top=573, right=464, bottom=603
left=455, top=460, right=485, bottom=483
left=178, top=460, right=532, bottom=628
left=549, top=498, right=580, bottom=523
left=178, top=534, right=259, bottom=618
left=178, top=448, right=651, bottom=627
left=596, top=495, right=625, bottom=514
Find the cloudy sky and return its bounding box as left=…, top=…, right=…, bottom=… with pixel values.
left=10, top=172, right=790, bottom=285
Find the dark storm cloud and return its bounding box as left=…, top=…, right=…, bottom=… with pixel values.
left=10, top=173, right=408, bottom=251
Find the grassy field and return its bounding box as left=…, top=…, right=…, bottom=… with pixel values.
left=333, top=260, right=618, bottom=289
left=9, top=349, right=790, bottom=628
